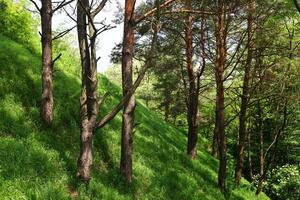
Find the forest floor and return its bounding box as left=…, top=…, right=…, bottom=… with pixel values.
left=0, top=35, right=269, bottom=200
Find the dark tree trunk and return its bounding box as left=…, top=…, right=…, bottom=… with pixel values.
left=41, top=0, right=53, bottom=124
left=216, top=0, right=227, bottom=191
left=255, top=100, right=264, bottom=194
left=120, top=0, right=136, bottom=183
left=247, top=128, right=253, bottom=180
left=256, top=100, right=288, bottom=195
left=185, top=0, right=199, bottom=159
left=235, top=0, right=254, bottom=185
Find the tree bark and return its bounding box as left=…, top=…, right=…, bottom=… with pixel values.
left=216, top=0, right=227, bottom=192
left=235, top=0, right=255, bottom=185
left=41, top=0, right=53, bottom=124
left=120, top=0, right=136, bottom=183
left=76, top=0, right=94, bottom=181
left=256, top=101, right=264, bottom=195
left=212, top=102, right=218, bottom=157
left=185, top=0, right=199, bottom=159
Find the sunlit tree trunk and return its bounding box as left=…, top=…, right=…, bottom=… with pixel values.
left=120, top=0, right=136, bottom=183
left=41, top=0, right=53, bottom=124
left=76, top=0, right=94, bottom=181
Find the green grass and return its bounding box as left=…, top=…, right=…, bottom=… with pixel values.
left=0, top=35, right=269, bottom=200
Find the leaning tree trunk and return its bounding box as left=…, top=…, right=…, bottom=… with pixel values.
left=120, top=0, right=136, bottom=183
left=216, top=0, right=227, bottom=191
left=41, top=0, right=53, bottom=124
left=76, top=0, right=94, bottom=181
left=185, top=0, right=199, bottom=159
left=235, top=0, right=255, bottom=185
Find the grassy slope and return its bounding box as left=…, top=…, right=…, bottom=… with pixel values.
left=0, top=35, right=268, bottom=200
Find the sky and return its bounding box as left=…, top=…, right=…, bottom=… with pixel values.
left=52, top=0, right=144, bottom=72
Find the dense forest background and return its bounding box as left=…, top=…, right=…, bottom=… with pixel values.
left=0, top=0, right=299, bottom=199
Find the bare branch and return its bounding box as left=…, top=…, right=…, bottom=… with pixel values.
left=52, top=53, right=62, bottom=68
left=29, top=0, right=40, bottom=12
left=91, top=0, right=108, bottom=17
left=53, top=0, right=74, bottom=13
left=52, top=25, right=76, bottom=40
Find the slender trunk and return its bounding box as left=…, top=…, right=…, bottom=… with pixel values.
left=185, top=0, right=199, bottom=159
left=235, top=0, right=255, bottom=185
left=212, top=102, right=218, bottom=157
left=247, top=128, right=253, bottom=180
left=76, top=0, right=94, bottom=181
left=256, top=104, right=264, bottom=195
left=41, top=0, right=53, bottom=124
left=216, top=0, right=227, bottom=191
left=120, top=0, right=136, bottom=183
left=256, top=100, right=288, bottom=195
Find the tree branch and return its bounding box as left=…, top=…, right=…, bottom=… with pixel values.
left=293, top=0, right=300, bottom=14
left=91, top=0, right=108, bottom=17
left=52, top=25, right=76, bottom=40
left=52, top=53, right=62, bottom=68
left=95, top=22, right=159, bottom=129
left=53, top=0, right=74, bottom=13
left=29, top=0, right=40, bottom=12
left=134, top=0, right=175, bottom=25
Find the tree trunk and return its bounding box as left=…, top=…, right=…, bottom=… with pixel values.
left=216, top=0, right=227, bottom=191
left=235, top=0, right=254, bottom=185
left=120, top=0, right=136, bottom=183
left=76, top=0, right=94, bottom=181
left=247, top=128, right=253, bottom=180
left=41, top=0, right=53, bottom=124
left=185, top=0, right=199, bottom=159
left=212, top=102, right=218, bottom=157
left=256, top=126, right=264, bottom=195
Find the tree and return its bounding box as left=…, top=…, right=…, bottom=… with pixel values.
left=120, top=0, right=176, bottom=182
left=215, top=0, right=227, bottom=191
left=235, top=0, right=255, bottom=185
left=29, top=0, right=73, bottom=124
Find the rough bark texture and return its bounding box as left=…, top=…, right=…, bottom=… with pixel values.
left=120, top=0, right=136, bottom=183
left=185, top=0, right=199, bottom=159
left=76, top=0, right=95, bottom=181
left=41, top=0, right=53, bottom=124
left=216, top=0, right=227, bottom=191
left=235, top=0, right=254, bottom=185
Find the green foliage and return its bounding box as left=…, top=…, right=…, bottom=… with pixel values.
left=0, top=0, right=39, bottom=52
left=265, top=165, right=300, bottom=200
left=0, top=34, right=268, bottom=199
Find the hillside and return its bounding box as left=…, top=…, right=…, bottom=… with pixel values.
left=0, top=35, right=268, bottom=200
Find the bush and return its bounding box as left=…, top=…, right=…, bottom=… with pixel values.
left=0, top=0, right=39, bottom=51
left=265, top=164, right=300, bottom=200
